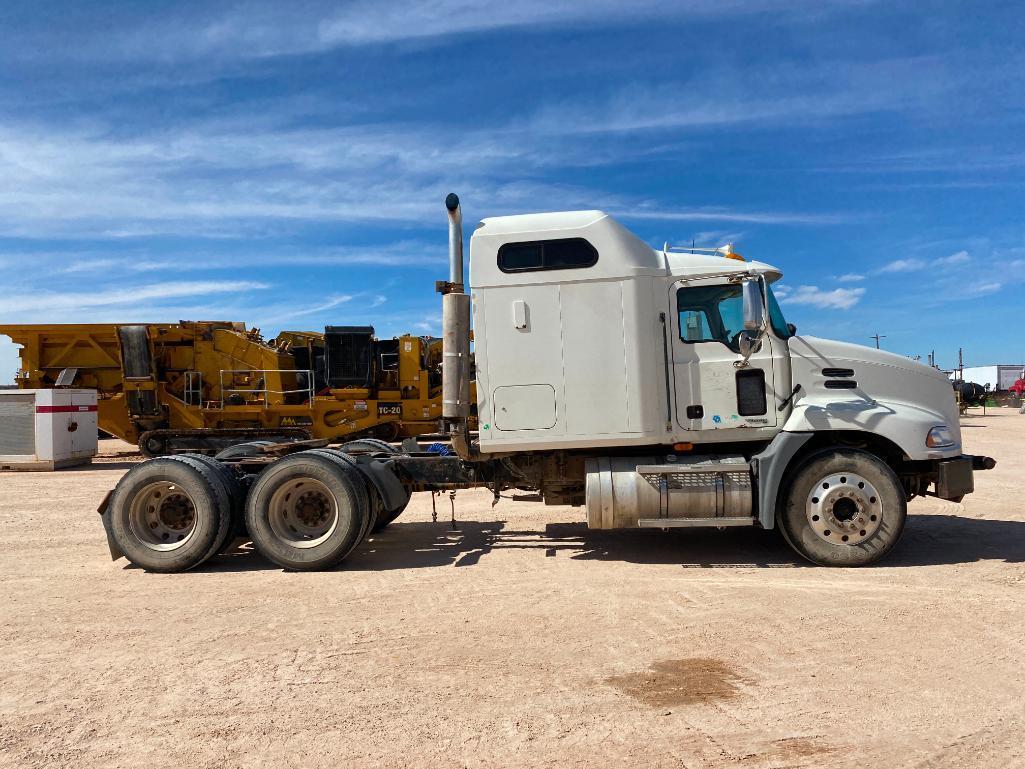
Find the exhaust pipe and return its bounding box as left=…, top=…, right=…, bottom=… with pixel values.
left=446, top=192, right=464, bottom=289
left=440, top=194, right=474, bottom=458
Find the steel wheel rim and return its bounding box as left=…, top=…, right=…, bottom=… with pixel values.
left=128, top=481, right=198, bottom=551
left=267, top=477, right=338, bottom=549
left=805, top=472, right=883, bottom=546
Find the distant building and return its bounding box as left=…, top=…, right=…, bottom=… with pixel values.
left=948, top=365, right=1025, bottom=391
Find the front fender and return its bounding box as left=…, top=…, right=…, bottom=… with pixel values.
left=783, top=395, right=961, bottom=461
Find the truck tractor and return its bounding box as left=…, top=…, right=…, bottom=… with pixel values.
left=98, top=194, right=994, bottom=570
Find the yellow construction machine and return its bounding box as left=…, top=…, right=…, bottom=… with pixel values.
left=0, top=321, right=460, bottom=455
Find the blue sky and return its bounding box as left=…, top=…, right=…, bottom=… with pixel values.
left=1, top=0, right=1023, bottom=380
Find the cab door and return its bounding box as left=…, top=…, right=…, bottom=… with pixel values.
left=670, top=277, right=779, bottom=433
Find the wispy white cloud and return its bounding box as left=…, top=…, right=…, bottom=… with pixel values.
left=780, top=284, right=865, bottom=310
left=962, top=280, right=1001, bottom=296
left=26, top=242, right=447, bottom=275
left=837, top=273, right=865, bottom=282
left=619, top=208, right=848, bottom=225
left=879, top=250, right=970, bottom=274
left=317, top=0, right=847, bottom=48
left=817, top=148, right=1025, bottom=175
left=685, top=230, right=746, bottom=246
left=938, top=250, right=970, bottom=266
left=412, top=318, right=440, bottom=334
left=6, top=1, right=873, bottom=65
left=0, top=119, right=850, bottom=238
left=0, top=280, right=268, bottom=314
left=878, top=257, right=927, bottom=273
left=530, top=56, right=949, bottom=140
left=261, top=294, right=353, bottom=325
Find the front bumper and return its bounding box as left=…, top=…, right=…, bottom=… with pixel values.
left=935, top=455, right=996, bottom=500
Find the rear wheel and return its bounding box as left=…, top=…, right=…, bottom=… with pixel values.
left=245, top=452, right=370, bottom=571
left=106, top=456, right=233, bottom=572
left=304, top=449, right=379, bottom=540
left=177, top=453, right=246, bottom=552
left=778, top=449, right=907, bottom=566
left=338, top=438, right=396, bottom=455
left=371, top=499, right=409, bottom=533
left=214, top=440, right=276, bottom=461
left=139, top=433, right=167, bottom=458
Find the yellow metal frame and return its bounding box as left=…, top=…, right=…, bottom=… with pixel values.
left=0, top=322, right=463, bottom=446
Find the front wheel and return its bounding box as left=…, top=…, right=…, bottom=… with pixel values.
left=778, top=449, right=907, bottom=567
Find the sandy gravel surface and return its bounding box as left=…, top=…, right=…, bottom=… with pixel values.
left=1, top=413, right=1023, bottom=768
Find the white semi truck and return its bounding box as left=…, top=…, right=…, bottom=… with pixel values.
left=99, top=194, right=994, bottom=571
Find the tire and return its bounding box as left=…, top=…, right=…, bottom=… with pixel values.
left=214, top=440, right=276, bottom=461
left=176, top=454, right=246, bottom=553
left=371, top=499, right=409, bottom=533
left=139, top=433, right=167, bottom=458
left=105, top=456, right=233, bottom=572
left=778, top=448, right=907, bottom=566
left=245, top=451, right=370, bottom=571
left=303, top=449, right=379, bottom=541
left=338, top=439, right=397, bottom=455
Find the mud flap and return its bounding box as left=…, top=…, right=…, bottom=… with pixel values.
left=350, top=456, right=410, bottom=513
left=751, top=431, right=815, bottom=529
left=96, top=490, right=124, bottom=561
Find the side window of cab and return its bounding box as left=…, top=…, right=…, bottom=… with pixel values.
left=677, top=284, right=745, bottom=352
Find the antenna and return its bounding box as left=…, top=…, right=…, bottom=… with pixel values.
left=870, top=333, right=886, bottom=349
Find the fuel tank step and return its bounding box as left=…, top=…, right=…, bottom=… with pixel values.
left=637, top=517, right=756, bottom=528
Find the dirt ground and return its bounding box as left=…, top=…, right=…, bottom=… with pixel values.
left=1, top=412, right=1023, bottom=769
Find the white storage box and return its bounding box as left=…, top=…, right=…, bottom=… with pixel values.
left=0, top=389, right=98, bottom=471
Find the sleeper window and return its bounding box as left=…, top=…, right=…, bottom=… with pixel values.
left=498, top=238, right=598, bottom=273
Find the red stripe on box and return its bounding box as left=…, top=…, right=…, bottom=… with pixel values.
left=36, top=405, right=98, bottom=413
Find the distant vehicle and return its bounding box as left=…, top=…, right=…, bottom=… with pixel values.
left=952, top=380, right=988, bottom=415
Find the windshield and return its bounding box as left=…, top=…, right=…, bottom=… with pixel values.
left=767, top=283, right=793, bottom=339
left=677, top=281, right=793, bottom=350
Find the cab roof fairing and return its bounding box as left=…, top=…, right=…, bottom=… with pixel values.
left=469, top=210, right=782, bottom=286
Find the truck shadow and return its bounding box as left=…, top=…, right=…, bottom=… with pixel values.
left=200, top=513, right=1025, bottom=572
left=349, top=514, right=1025, bottom=570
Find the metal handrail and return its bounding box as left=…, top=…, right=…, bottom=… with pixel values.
left=217, top=369, right=314, bottom=409
left=184, top=371, right=203, bottom=406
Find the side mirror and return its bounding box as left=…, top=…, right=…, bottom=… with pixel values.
left=737, top=330, right=762, bottom=358
left=742, top=278, right=766, bottom=331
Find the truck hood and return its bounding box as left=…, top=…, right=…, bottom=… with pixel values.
left=786, top=335, right=962, bottom=459
left=789, top=336, right=951, bottom=383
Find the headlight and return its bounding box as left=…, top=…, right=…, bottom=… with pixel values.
left=926, top=425, right=956, bottom=448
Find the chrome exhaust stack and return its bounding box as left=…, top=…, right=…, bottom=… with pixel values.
left=439, top=194, right=474, bottom=458
left=446, top=192, right=464, bottom=290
